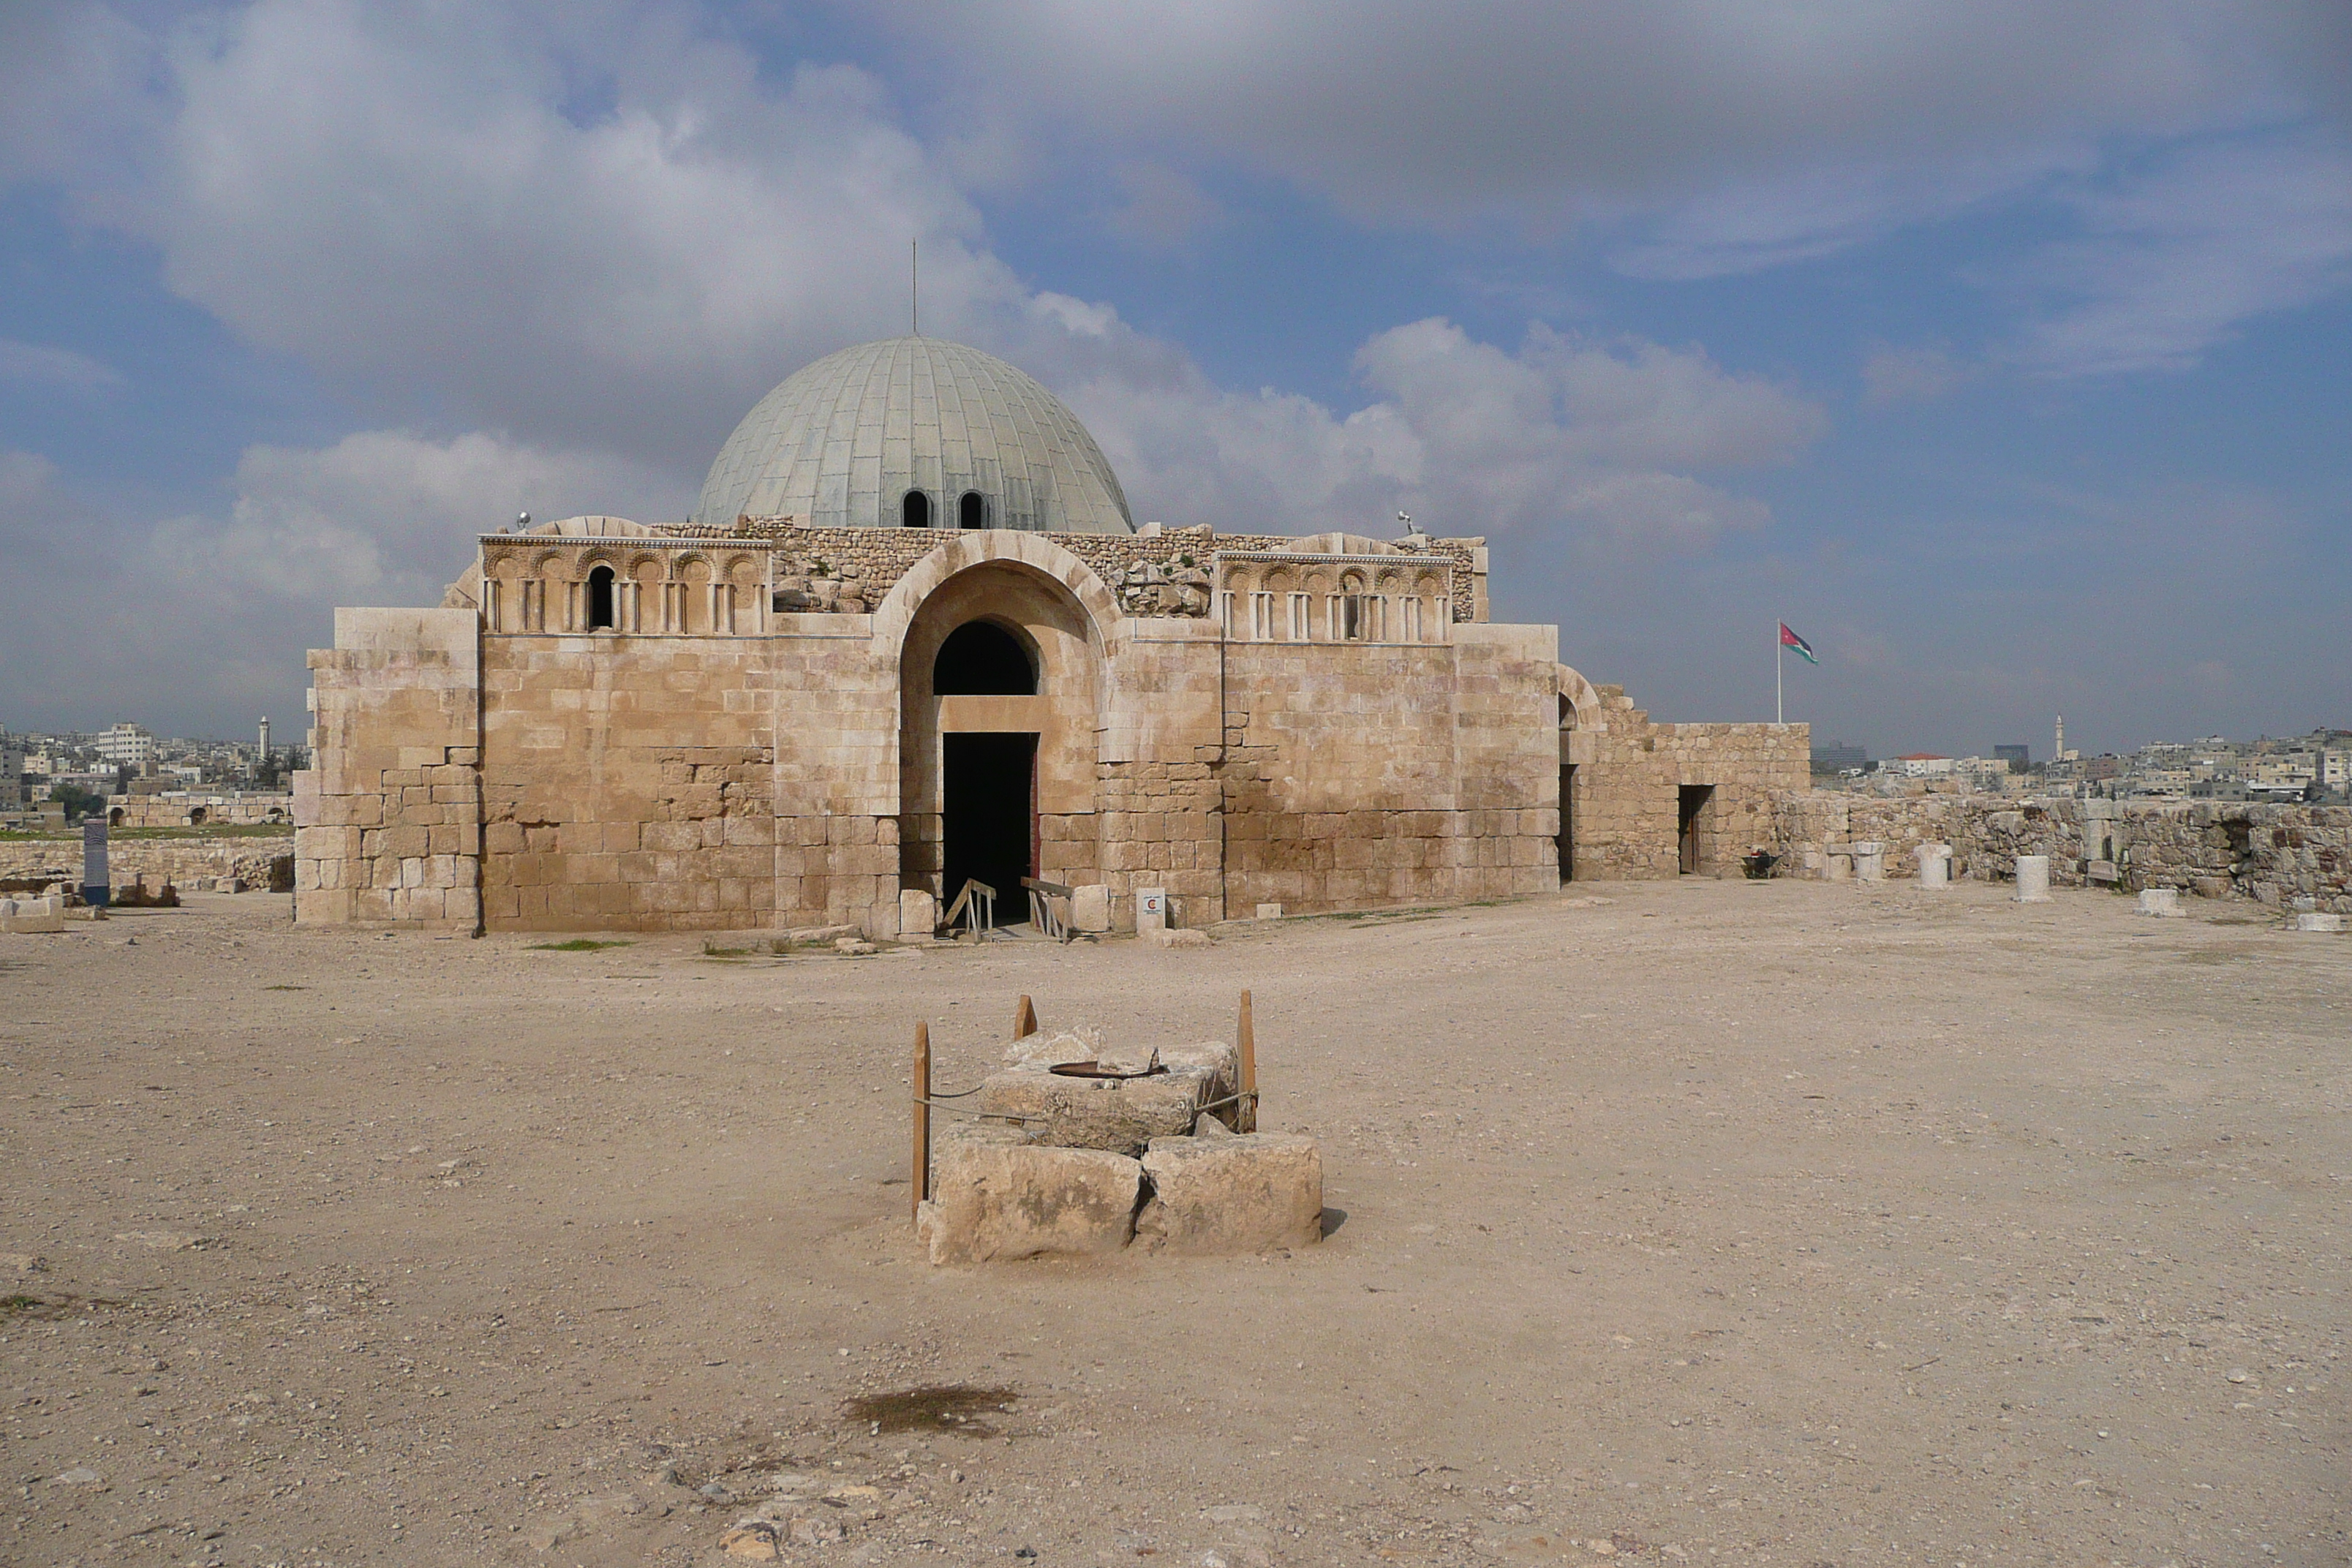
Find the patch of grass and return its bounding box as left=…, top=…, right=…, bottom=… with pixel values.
left=264, top=984, right=307, bottom=990
left=699, top=941, right=752, bottom=959
left=843, top=1384, right=1019, bottom=1436
left=0, top=1294, right=42, bottom=1319
left=527, top=938, right=633, bottom=952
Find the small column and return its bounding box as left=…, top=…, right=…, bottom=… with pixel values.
left=1917, top=843, right=1950, bottom=888
left=2014, top=854, right=2051, bottom=902
left=80, top=818, right=109, bottom=909
left=1852, top=840, right=1884, bottom=882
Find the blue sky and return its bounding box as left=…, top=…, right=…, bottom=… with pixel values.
left=1, top=1, right=2346, bottom=757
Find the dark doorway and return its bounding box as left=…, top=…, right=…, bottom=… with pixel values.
left=902, top=489, right=931, bottom=529
left=1556, top=764, right=1576, bottom=882
left=933, top=620, right=1036, bottom=695
left=943, top=733, right=1036, bottom=922
left=1678, top=784, right=1714, bottom=875
left=959, top=491, right=986, bottom=529
left=586, top=565, right=617, bottom=630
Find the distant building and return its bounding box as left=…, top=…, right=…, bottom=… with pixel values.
left=1811, top=740, right=1868, bottom=774
left=1888, top=752, right=1955, bottom=779
left=1992, top=743, right=2029, bottom=772
left=94, top=723, right=154, bottom=769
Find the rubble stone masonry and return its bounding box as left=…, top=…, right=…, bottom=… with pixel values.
left=1774, top=792, right=2352, bottom=913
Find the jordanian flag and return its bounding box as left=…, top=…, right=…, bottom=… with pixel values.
left=1779, top=622, right=1817, bottom=664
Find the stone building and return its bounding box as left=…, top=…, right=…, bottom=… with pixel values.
left=294, top=335, right=1804, bottom=934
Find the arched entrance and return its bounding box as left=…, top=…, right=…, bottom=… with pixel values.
left=897, top=561, right=1101, bottom=927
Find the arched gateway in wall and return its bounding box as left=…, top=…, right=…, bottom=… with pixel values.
left=878, top=535, right=1115, bottom=924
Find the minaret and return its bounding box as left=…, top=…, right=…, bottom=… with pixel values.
left=2054, top=713, right=2064, bottom=761
left=258, top=716, right=271, bottom=758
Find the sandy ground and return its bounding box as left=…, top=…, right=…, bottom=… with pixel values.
left=1, top=878, right=2345, bottom=1568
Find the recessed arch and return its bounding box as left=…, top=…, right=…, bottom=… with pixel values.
left=959, top=491, right=987, bottom=529
left=902, top=489, right=931, bottom=529
left=586, top=564, right=617, bottom=630
left=934, top=619, right=1039, bottom=696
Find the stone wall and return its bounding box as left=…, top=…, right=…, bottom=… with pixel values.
left=1561, top=680, right=1809, bottom=881
left=0, top=837, right=293, bottom=893
left=106, top=793, right=294, bottom=828
left=1772, top=792, right=2352, bottom=912
left=477, top=637, right=779, bottom=932
left=293, top=608, right=483, bottom=931
left=301, top=526, right=1765, bottom=935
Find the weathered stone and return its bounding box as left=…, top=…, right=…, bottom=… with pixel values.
left=1003, top=1025, right=1104, bottom=1069
left=978, top=1060, right=1215, bottom=1156
left=2296, top=912, right=2344, bottom=932
left=789, top=923, right=861, bottom=944
left=719, top=1523, right=782, bottom=1560
left=1135, top=1133, right=1324, bottom=1254
left=1142, top=927, right=1212, bottom=949
left=2136, top=887, right=2183, bottom=916
left=918, top=1124, right=1142, bottom=1264
left=899, top=886, right=937, bottom=938
left=1071, top=883, right=1112, bottom=932
left=832, top=937, right=878, bottom=954
left=1254, top=902, right=1284, bottom=919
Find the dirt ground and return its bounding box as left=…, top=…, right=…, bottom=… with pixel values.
left=2, top=878, right=2345, bottom=1568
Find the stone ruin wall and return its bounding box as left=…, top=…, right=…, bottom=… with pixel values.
left=1564, top=682, right=1810, bottom=880
left=0, top=837, right=293, bottom=894
left=105, top=794, right=295, bottom=828
left=1772, top=792, right=2352, bottom=913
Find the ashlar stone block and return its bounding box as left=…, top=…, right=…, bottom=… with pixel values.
left=1134, top=1132, right=1324, bottom=1254
left=918, top=1124, right=1142, bottom=1265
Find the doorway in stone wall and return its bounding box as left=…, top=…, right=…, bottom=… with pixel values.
left=1678, top=784, right=1714, bottom=874
left=942, top=733, right=1036, bottom=924
left=1557, top=764, right=1577, bottom=882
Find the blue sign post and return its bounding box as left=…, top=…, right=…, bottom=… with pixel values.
left=81, top=818, right=109, bottom=908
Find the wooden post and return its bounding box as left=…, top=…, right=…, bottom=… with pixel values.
left=911, top=1021, right=931, bottom=1223
left=1236, top=989, right=1257, bottom=1133
left=1014, top=994, right=1036, bottom=1040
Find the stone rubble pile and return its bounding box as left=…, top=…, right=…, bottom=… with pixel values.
left=916, top=1028, right=1323, bottom=1266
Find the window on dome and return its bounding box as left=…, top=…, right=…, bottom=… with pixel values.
left=902, top=490, right=931, bottom=529
left=933, top=619, right=1037, bottom=696
left=587, top=565, right=617, bottom=630
left=959, top=491, right=987, bottom=529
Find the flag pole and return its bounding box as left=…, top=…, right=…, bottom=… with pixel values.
left=1776, top=619, right=1783, bottom=725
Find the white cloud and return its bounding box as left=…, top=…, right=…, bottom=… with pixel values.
left=871, top=1, right=2309, bottom=233
left=0, top=429, right=690, bottom=736
left=1058, top=315, right=1825, bottom=549
left=68, top=1, right=1028, bottom=466
left=0, top=339, right=124, bottom=393
left=2013, top=132, right=2352, bottom=374
left=165, top=430, right=692, bottom=606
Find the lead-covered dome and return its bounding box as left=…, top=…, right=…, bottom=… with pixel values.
left=691, top=336, right=1133, bottom=535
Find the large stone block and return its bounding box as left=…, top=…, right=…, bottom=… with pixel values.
left=977, top=1058, right=1217, bottom=1157
left=1135, top=1132, right=1323, bottom=1254
left=918, top=1126, right=1142, bottom=1265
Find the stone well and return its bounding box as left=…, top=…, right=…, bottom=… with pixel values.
left=914, top=1025, right=1323, bottom=1266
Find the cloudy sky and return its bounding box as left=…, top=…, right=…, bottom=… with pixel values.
left=1, top=1, right=2346, bottom=756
